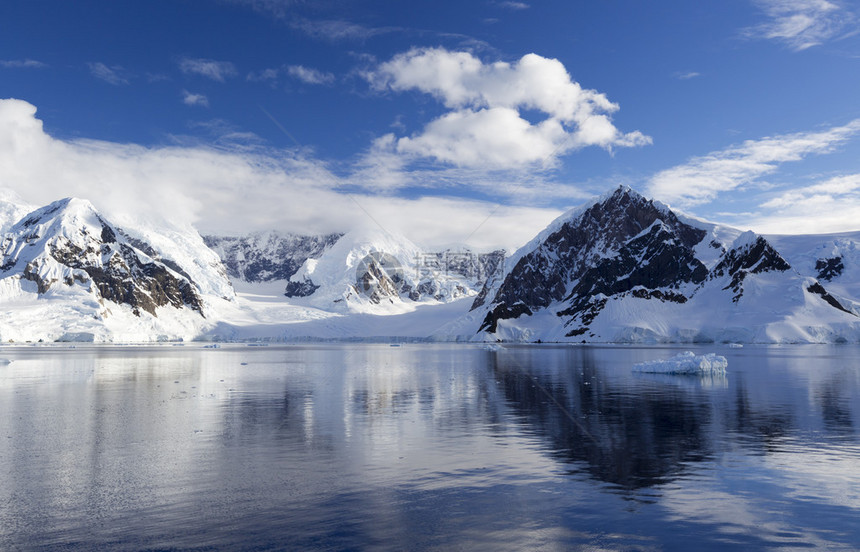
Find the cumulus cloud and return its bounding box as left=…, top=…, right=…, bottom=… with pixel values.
left=88, top=62, right=131, bottom=85
left=178, top=57, right=237, bottom=81
left=365, top=48, right=650, bottom=169
left=182, top=90, right=210, bottom=107
left=286, top=65, right=335, bottom=85
left=746, top=0, right=856, bottom=51
left=0, top=99, right=558, bottom=251
left=0, top=59, right=47, bottom=69
left=647, top=120, right=860, bottom=207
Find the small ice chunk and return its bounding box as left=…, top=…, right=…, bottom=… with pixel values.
left=633, top=351, right=727, bottom=375
left=0, top=359, right=11, bottom=365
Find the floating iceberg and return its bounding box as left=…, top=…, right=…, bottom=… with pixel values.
left=0, top=358, right=10, bottom=365
left=632, top=351, right=727, bottom=375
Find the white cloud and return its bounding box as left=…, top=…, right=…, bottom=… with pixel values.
left=247, top=67, right=280, bottom=82
left=365, top=48, right=650, bottom=169
left=498, top=1, right=530, bottom=9
left=673, top=71, right=701, bottom=80
left=0, top=99, right=557, bottom=251
left=182, top=90, right=210, bottom=107
left=747, top=0, right=856, bottom=51
left=746, top=173, right=860, bottom=233
left=292, top=18, right=392, bottom=41
left=178, top=57, right=237, bottom=81
left=88, top=62, right=130, bottom=85
left=647, top=120, right=860, bottom=207
left=286, top=65, right=335, bottom=85
left=0, top=59, right=46, bottom=69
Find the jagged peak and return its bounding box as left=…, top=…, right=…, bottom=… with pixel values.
left=504, top=185, right=690, bottom=274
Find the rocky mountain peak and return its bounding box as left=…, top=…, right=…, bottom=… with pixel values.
left=475, top=186, right=708, bottom=333
left=1, top=198, right=204, bottom=317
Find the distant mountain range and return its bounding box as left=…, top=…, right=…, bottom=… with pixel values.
left=2, top=186, right=860, bottom=343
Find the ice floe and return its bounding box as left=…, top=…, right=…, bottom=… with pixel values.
left=632, top=351, right=727, bottom=375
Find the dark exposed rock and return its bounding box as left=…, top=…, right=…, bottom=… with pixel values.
left=1, top=198, right=205, bottom=317
left=477, top=186, right=708, bottom=334
left=204, top=232, right=341, bottom=283
left=807, top=281, right=853, bottom=315
left=815, top=257, right=844, bottom=281
left=557, top=220, right=708, bottom=330
left=479, top=302, right=533, bottom=334
left=710, top=235, right=791, bottom=303
left=284, top=278, right=320, bottom=297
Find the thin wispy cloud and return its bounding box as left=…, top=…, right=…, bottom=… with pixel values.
left=286, top=65, right=335, bottom=85
left=291, top=17, right=395, bottom=41
left=746, top=0, right=857, bottom=51
left=182, top=90, right=210, bottom=107
left=497, top=1, right=530, bottom=10
left=673, top=71, right=701, bottom=80
left=247, top=67, right=280, bottom=83
left=88, top=62, right=131, bottom=85
left=364, top=47, right=650, bottom=170
left=0, top=59, right=47, bottom=69
left=178, top=57, right=237, bottom=81
left=647, top=119, right=860, bottom=206
left=221, top=0, right=298, bottom=19
left=748, top=173, right=860, bottom=233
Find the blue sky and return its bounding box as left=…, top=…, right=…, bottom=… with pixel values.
left=2, top=0, right=860, bottom=250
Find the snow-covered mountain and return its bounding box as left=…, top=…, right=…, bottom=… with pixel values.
left=4, top=187, right=860, bottom=343
left=0, top=197, right=231, bottom=342
left=284, top=228, right=504, bottom=313
left=203, top=231, right=342, bottom=284
left=465, top=186, right=860, bottom=343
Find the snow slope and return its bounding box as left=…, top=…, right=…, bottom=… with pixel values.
left=0, top=198, right=229, bottom=342
left=469, top=186, right=860, bottom=344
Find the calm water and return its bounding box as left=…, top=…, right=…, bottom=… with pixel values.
left=0, top=343, right=858, bottom=551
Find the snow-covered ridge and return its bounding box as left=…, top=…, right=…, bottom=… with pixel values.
left=283, top=228, right=503, bottom=314
left=3, top=187, right=860, bottom=343
left=470, top=186, right=860, bottom=344
left=0, top=197, right=231, bottom=342
left=203, top=231, right=342, bottom=284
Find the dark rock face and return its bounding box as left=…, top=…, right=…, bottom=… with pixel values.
left=557, top=220, right=708, bottom=336
left=477, top=186, right=708, bottom=334
left=204, top=232, right=342, bottom=283
left=1, top=199, right=204, bottom=317
left=807, top=281, right=852, bottom=314
left=709, top=236, right=791, bottom=303
left=815, top=257, right=844, bottom=281
left=284, top=279, right=319, bottom=298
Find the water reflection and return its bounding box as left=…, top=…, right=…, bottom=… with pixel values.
left=490, top=347, right=716, bottom=491
left=0, top=344, right=858, bottom=550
